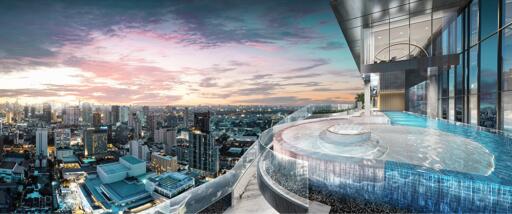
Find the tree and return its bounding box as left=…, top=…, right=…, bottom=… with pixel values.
left=355, top=93, right=364, bottom=104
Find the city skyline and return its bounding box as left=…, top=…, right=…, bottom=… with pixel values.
left=0, top=0, right=362, bottom=106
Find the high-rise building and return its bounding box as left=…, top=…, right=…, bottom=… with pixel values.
left=83, top=127, right=108, bottom=158
left=36, top=128, right=48, bottom=158
left=184, top=107, right=189, bottom=128
left=30, top=106, right=36, bottom=118
left=111, top=105, right=120, bottom=124
left=166, top=114, right=178, bottom=128
left=188, top=112, right=218, bottom=177
left=188, top=130, right=219, bottom=177
left=54, top=128, right=71, bottom=148
left=120, top=106, right=129, bottom=123
left=81, top=103, right=93, bottom=124
left=147, top=113, right=158, bottom=135
left=193, top=111, right=210, bottom=133
left=63, top=106, right=80, bottom=125
left=23, top=106, right=29, bottom=119
left=42, top=103, right=51, bottom=124
left=129, top=139, right=150, bottom=161
left=128, top=112, right=142, bottom=139
left=331, top=0, right=512, bottom=131
left=93, top=112, right=102, bottom=127
left=35, top=128, right=48, bottom=168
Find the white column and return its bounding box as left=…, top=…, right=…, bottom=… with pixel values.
left=427, top=67, right=438, bottom=118
left=364, top=79, right=371, bottom=116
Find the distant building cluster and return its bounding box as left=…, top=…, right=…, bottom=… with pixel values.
left=0, top=101, right=294, bottom=212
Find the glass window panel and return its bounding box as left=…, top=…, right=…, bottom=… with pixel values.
left=455, top=96, right=464, bottom=122
left=456, top=54, right=464, bottom=96
left=480, top=34, right=498, bottom=94
left=442, top=98, right=449, bottom=119
left=470, top=94, right=478, bottom=125
left=389, top=18, right=410, bottom=61
left=469, top=0, right=479, bottom=46
left=371, top=20, right=390, bottom=64
left=502, top=91, right=512, bottom=132
left=432, top=17, right=444, bottom=56
left=469, top=46, right=479, bottom=94
left=479, top=93, right=497, bottom=129
left=502, top=21, right=512, bottom=91
left=456, top=14, right=463, bottom=53
left=449, top=66, right=455, bottom=97
left=409, top=13, right=431, bottom=58
left=504, top=0, right=512, bottom=27
left=480, top=0, right=499, bottom=39
left=440, top=69, right=449, bottom=97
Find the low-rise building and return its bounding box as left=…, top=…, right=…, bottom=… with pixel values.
left=145, top=172, right=194, bottom=199
left=150, top=153, right=179, bottom=174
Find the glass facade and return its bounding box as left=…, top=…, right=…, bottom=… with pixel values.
left=358, top=0, right=512, bottom=132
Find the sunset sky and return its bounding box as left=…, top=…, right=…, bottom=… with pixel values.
left=0, top=0, right=362, bottom=106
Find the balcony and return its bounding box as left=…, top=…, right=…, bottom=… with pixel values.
left=142, top=103, right=512, bottom=213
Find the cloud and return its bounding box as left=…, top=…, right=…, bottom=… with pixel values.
left=316, top=41, right=346, bottom=50
left=288, top=59, right=329, bottom=72
left=199, top=77, right=218, bottom=87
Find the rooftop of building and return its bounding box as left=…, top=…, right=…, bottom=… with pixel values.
left=0, top=161, right=17, bottom=170
left=101, top=180, right=149, bottom=202
left=97, top=162, right=129, bottom=175
left=120, top=155, right=144, bottom=165
left=148, top=172, right=193, bottom=189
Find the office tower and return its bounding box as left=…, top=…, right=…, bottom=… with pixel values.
left=5, top=112, right=13, bottom=124
left=83, top=127, right=108, bottom=158
left=81, top=103, right=93, bottom=124
left=54, top=128, right=71, bottom=148
left=63, top=106, right=80, bottom=125
left=142, top=106, right=149, bottom=123
left=129, top=139, right=150, bottom=161
left=188, top=130, right=219, bottom=177
left=30, top=106, right=36, bottom=118
left=23, top=106, right=29, bottom=118
left=147, top=113, right=157, bottom=135
left=111, top=105, right=120, bottom=124
left=193, top=111, right=210, bottom=133
left=93, top=112, right=102, bottom=127
left=42, top=103, right=52, bottom=124
left=184, top=107, right=189, bottom=128
left=35, top=128, right=48, bottom=168
left=119, top=106, right=129, bottom=123
left=128, top=112, right=142, bottom=139
left=166, top=114, right=178, bottom=128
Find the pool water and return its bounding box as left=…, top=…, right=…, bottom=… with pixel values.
left=273, top=111, right=512, bottom=213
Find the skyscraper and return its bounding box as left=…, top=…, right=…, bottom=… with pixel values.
left=111, top=105, right=120, bottom=124
left=54, top=128, right=71, bottom=148
left=35, top=128, right=48, bottom=168
left=83, top=127, right=108, bottom=158
left=42, top=103, right=52, bottom=124
left=193, top=111, right=210, bottom=133
left=184, top=107, right=189, bottom=128
left=23, top=106, right=29, bottom=119
left=93, top=112, right=102, bottom=127
left=81, top=103, right=93, bottom=124
left=188, top=111, right=218, bottom=177
left=119, top=106, right=129, bottom=123
left=188, top=131, right=219, bottom=177
left=63, top=106, right=80, bottom=125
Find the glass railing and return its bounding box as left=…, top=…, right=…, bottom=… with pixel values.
left=257, top=104, right=356, bottom=210
left=142, top=104, right=354, bottom=214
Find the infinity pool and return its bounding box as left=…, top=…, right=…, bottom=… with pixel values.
left=272, top=112, right=512, bottom=213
